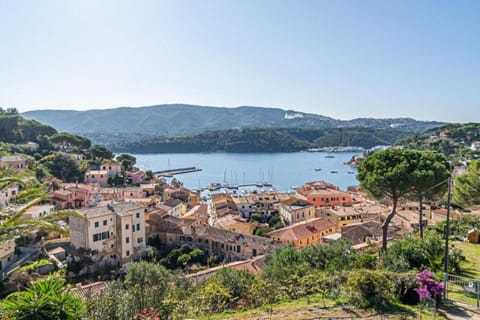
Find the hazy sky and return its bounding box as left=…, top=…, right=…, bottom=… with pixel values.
left=1, top=0, right=479, bottom=122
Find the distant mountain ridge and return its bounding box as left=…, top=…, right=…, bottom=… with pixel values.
left=22, top=104, right=445, bottom=143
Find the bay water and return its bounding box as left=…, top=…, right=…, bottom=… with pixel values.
left=134, top=152, right=360, bottom=193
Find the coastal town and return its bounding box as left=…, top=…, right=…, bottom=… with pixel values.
left=1, top=133, right=477, bottom=304
left=2, top=0, right=480, bottom=317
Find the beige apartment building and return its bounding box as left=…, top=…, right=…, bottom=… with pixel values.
left=101, top=161, right=122, bottom=178
left=70, top=202, right=146, bottom=266
left=279, top=197, right=315, bottom=225
left=84, top=170, right=109, bottom=187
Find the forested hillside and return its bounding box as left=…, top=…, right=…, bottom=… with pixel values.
left=110, top=127, right=413, bottom=153
left=0, top=108, right=57, bottom=144
left=23, top=104, right=444, bottom=142
left=397, top=123, right=480, bottom=160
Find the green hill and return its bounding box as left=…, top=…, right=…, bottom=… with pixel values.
left=110, top=127, right=413, bottom=153
left=0, top=108, right=57, bottom=144
left=22, top=104, right=444, bottom=144
left=396, top=123, right=480, bottom=160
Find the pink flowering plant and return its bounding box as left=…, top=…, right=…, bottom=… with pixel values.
left=414, top=270, right=444, bottom=308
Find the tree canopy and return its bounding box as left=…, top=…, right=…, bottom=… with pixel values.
left=49, top=132, right=91, bottom=150
left=453, top=159, right=480, bottom=206
left=357, top=148, right=449, bottom=251
left=116, top=153, right=136, bottom=171
left=40, top=153, right=83, bottom=183
left=89, top=145, right=113, bottom=160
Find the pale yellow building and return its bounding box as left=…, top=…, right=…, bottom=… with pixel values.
left=279, top=197, right=315, bottom=225
left=70, top=202, right=146, bottom=265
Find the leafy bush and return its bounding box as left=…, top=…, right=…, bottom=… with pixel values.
left=0, top=276, right=85, bottom=319
left=346, top=269, right=394, bottom=309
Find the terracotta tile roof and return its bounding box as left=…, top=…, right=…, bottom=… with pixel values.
left=214, top=214, right=250, bottom=229
left=0, top=155, right=25, bottom=162
left=187, top=256, right=266, bottom=281
left=184, top=203, right=208, bottom=219
left=280, top=197, right=313, bottom=207
left=268, top=217, right=335, bottom=241
left=298, top=188, right=350, bottom=197
left=52, top=190, right=73, bottom=196
left=72, top=281, right=109, bottom=300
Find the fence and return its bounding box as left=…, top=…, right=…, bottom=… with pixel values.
left=445, top=273, right=480, bottom=307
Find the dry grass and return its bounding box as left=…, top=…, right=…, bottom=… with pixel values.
left=200, top=294, right=444, bottom=320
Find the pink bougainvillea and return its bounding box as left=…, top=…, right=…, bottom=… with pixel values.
left=414, top=269, right=444, bottom=301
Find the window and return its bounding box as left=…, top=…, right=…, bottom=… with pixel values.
left=93, top=231, right=110, bottom=242
left=132, top=225, right=135, bottom=232
left=94, top=221, right=99, bottom=228
left=137, top=237, right=143, bottom=243
left=136, top=223, right=140, bottom=231
left=252, top=249, right=257, bottom=257
left=125, top=224, right=129, bottom=230
left=126, top=237, right=130, bottom=244
left=236, top=245, right=240, bottom=253
left=126, top=250, right=130, bottom=257
left=103, top=220, right=107, bottom=226
left=136, top=212, right=140, bottom=218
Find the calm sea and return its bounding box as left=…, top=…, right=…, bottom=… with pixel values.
left=133, top=152, right=360, bottom=193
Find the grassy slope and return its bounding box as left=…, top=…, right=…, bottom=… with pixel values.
left=456, top=242, right=480, bottom=279
left=200, top=294, right=443, bottom=320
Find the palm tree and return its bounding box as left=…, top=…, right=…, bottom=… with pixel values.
left=0, top=276, right=86, bottom=319
left=0, top=168, right=73, bottom=243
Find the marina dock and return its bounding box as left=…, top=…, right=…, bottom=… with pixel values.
left=154, top=166, right=202, bottom=177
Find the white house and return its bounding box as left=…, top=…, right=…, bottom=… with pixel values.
left=0, top=185, right=19, bottom=207
left=471, top=141, right=480, bottom=151
left=22, top=204, right=55, bottom=218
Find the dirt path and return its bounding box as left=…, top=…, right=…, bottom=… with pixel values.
left=439, top=301, right=480, bottom=319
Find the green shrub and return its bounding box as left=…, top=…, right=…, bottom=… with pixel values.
left=346, top=269, right=394, bottom=309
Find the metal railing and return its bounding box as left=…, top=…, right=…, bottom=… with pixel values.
left=445, top=273, right=480, bottom=307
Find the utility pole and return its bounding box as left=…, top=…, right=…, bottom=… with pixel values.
left=444, top=176, right=452, bottom=299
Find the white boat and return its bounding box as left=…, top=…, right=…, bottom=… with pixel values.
left=208, top=182, right=222, bottom=191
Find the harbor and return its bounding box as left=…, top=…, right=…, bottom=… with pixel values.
left=153, top=166, right=202, bottom=177
left=134, top=151, right=360, bottom=194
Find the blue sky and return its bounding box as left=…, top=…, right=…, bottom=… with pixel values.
left=1, top=0, right=479, bottom=122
